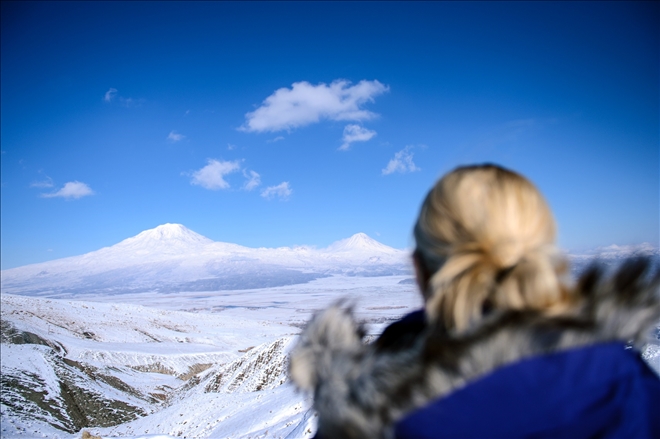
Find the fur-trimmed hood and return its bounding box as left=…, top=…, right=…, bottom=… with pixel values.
left=289, top=259, right=660, bottom=439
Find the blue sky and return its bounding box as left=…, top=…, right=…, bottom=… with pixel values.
left=1, top=2, right=658, bottom=270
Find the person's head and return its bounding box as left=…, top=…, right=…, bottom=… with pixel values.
left=413, top=164, right=572, bottom=333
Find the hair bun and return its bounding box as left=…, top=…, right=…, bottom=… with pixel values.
left=487, top=239, right=524, bottom=269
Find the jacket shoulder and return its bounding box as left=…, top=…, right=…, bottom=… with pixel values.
left=396, top=342, right=660, bottom=439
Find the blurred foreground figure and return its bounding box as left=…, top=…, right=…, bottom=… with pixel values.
left=290, top=164, right=660, bottom=439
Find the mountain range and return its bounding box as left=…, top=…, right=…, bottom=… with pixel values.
left=0, top=224, right=411, bottom=297
left=2, top=223, right=657, bottom=298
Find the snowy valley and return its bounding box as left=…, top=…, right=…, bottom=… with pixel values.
left=1, top=224, right=658, bottom=439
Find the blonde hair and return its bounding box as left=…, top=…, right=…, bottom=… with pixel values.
left=414, top=164, right=572, bottom=332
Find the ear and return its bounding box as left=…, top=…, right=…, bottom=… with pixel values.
left=413, top=251, right=432, bottom=301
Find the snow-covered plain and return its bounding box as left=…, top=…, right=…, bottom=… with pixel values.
left=1, top=224, right=658, bottom=438
left=1, top=276, right=422, bottom=439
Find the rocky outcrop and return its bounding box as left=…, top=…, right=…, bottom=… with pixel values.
left=204, top=337, right=291, bottom=393
left=1, top=321, right=152, bottom=433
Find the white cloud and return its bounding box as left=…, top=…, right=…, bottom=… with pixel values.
left=240, top=79, right=389, bottom=133
left=168, top=131, right=185, bottom=142
left=30, top=176, right=54, bottom=188
left=243, top=170, right=261, bottom=191
left=227, top=143, right=236, bottom=150
left=104, top=88, right=118, bottom=102
left=339, top=124, right=377, bottom=151
left=103, top=88, right=143, bottom=107
left=41, top=181, right=94, bottom=199
left=190, top=159, right=240, bottom=190
left=382, top=146, right=420, bottom=175
left=261, top=182, right=292, bottom=200
left=267, top=136, right=285, bottom=143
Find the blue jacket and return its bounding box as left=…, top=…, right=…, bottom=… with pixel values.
left=395, top=335, right=660, bottom=439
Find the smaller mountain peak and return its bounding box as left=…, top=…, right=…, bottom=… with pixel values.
left=344, top=233, right=377, bottom=246
left=326, top=233, right=398, bottom=254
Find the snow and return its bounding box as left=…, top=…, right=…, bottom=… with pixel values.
left=1, top=273, right=422, bottom=439
left=110, top=224, right=214, bottom=256
left=99, top=385, right=313, bottom=439
left=0, top=225, right=411, bottom=297
left=569, top=242, right=659, bottom=266
left=2, top=345, right=63, bottom=408
left=324, top=232, right=400, bottom=254
left=565, top=242, right=660, bottom=278
left=573, top=242, right=659, bottom=259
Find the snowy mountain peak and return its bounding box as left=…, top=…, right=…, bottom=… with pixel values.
left=113, top=224, right=213, bottom=254
left=136, top=223, right=210, bottom=243
left=326, top=233, right=398, bottom=254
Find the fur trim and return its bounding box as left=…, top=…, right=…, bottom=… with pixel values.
left=289, top=304, right=365, bottom=391
left=289, top=259, right=660, bottom=439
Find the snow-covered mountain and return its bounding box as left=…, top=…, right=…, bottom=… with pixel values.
left=324, top=232, right=399, bottom=254
left=1, top=224, right=411, bottom=297
left=111, top=223, right=215, bottom=256
left=3, top=224, right=657, bottom=298
left=568, top=242, right=660, bottom=275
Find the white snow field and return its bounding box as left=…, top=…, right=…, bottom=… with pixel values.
left=1, top=224, right=658, bottom=438
left=1, top=277, right=422, bottom=439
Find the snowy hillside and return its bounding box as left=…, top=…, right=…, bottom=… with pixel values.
left=1, top=275, right=423, bottom=439
left=0, top=224, right=411, bottom=297
left=568, top=242, right=660, bottom=275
